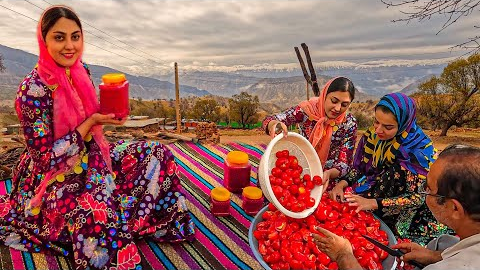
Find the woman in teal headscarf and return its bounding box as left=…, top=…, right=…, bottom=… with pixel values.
left=331, top=93, right=452, bottom=244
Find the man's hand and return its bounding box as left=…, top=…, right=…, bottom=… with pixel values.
left=312, top=226, right=353, bottom=261
left=312, top=227, right=362, bottom=270
left=392, top=242, right=443, bottom=266
left=344, top=194, right=378, bottom=213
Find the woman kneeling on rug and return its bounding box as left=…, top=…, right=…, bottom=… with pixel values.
left=330, top=93, right=451, bottom=245
left=0, top=5, right=194, bottom=269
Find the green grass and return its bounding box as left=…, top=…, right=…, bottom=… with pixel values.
left=218, top=121, right=262, bottom=129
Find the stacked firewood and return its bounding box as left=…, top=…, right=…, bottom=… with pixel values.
left=195, top=122, right=220, bottom=144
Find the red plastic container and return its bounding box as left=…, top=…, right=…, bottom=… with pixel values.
left=99, top=73, right=129, bottom=118
left=224, top=151, right=251, bottom=193
left=242, top=186, right=263, bottom=215
left=210, top=187, right=231, bottom=216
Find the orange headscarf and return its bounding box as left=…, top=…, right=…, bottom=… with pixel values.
left=299, top=77, right=347, bottom=165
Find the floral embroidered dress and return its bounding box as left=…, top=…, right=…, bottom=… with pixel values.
left=262, top=107, right=357, bottom=180
left=0, top=68, right=195, bottom=269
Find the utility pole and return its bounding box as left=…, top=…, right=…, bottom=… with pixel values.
left=175, top=62, right=181, bottom=134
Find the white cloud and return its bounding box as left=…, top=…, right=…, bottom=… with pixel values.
left=0, top=0, right=477, bottom=75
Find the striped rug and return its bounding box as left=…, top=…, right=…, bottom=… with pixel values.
left=0, top=141, right=267, bottom=270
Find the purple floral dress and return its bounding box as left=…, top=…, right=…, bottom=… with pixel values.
left=262, top=106, right=357, bottom=182
left=0, top=68, right=195, bottom=270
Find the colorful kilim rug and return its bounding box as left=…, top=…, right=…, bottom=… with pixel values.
left=0, top=141, right=267, bottom=270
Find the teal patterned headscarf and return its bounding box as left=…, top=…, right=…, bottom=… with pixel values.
left=354, top=93, right=436, bottom=180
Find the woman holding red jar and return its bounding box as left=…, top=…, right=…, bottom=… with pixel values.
left=0, top=6, right=194, bottom=269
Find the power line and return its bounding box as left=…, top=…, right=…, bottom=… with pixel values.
left=41, top=0, right=161, bottom=61
left=0, top=3, right=145, bottom=65
left=23, top=0, right=164, bottom=65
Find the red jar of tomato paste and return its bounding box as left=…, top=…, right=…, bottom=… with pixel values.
left=224, top=151, right=251, bottom=193
left=99, top=73, right=129, bottom=118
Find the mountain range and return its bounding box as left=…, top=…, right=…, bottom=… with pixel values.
left=0, top=44, right=447, bottom=109
left=0, top=44, right=210, bottom=101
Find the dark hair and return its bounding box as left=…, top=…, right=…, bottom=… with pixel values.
left=436, top=144, right=480, bottom=221
left=326, top=77, right=355, bottom=101
left=375, top=105, right=393, bottom=115
left=41, top=6, right=82, bottom=41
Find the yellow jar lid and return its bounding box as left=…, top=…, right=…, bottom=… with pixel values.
left=211, top=187, right=231, bottom=202
left=243, top=186, right=263, bottom=200
left=102, top=73, right=126, bottom=84
left=226, top=151, right=249, bottom=164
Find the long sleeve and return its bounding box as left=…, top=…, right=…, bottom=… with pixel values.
left=342, top=135, right=367, bottom=186
left=376, top=166, right=425, bottom=217
left=16, top=75, right=85, bottom=173
left=262, top=106, right=308, bottom=135
left=324, top=114, right=357, bottom=178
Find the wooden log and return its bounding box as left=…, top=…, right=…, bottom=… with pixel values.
left=156, top=131, right=199, bottom=143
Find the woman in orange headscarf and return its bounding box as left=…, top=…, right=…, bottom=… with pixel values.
left=262, top=77, right=357, bottom=187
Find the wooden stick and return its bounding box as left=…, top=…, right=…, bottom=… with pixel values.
left=294, top=46, right=311, bottom=85
left=301, top=43, right=320, bottom=96
left=175, top=62, right=181, bottom=134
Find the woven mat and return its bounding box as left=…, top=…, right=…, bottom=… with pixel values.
left=0, top=141, right=267, bottom=270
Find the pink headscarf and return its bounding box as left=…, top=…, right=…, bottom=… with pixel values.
left=299, top=77, right=347, bottom=165
left=30, top=5, right=112, bottom=210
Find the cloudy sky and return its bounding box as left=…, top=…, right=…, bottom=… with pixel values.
left=0, top=0, right=477, bottom=75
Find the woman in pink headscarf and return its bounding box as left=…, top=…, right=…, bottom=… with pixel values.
left=262, top=77, right=357, bottom=187
left=0, top=6, right=194, bottom=269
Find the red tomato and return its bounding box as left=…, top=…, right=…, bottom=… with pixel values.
left=313, top=175, right=323, bottom=185
left=288, top=156, right=299, bottom=169
left=317, top=252, right=331, bottom=266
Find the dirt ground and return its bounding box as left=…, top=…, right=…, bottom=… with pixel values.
left=1, top=128, right=479, bottom=152
left=219, top=128, right=480, bottom=151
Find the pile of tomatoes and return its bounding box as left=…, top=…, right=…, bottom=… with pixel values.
left=253, top=193, right=390, bottom=270
left=269, top=150, right=323, bottom=212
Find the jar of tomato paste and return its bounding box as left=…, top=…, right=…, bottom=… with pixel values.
left=224, top=151, right=251, bottom=193
left=210, top=187, right=231, bottom=216
left=99, top=73, right=129, bottom=118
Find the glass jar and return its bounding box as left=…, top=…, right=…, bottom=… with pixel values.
left=242, top=186, right=263, bottom=215
left=99, top=73, right=129, bottom=119
left=224, top=151, right=251, bottom=193
left=210, top=187, right=231, bottom=216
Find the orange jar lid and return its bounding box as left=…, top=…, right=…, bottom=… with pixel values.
left=102, top=73, right=126, bottom=84
left=226, top=151, right=249, bottom=165
left=211, top=187, right=231, bottom=202
left=243, top=186, right=263, bottom=200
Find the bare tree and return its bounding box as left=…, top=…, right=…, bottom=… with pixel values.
left=382, top=0, right=480, bottom=53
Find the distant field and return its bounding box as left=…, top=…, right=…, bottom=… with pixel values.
left=0, top=113, right=18, bottom=128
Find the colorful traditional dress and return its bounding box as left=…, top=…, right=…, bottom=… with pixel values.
left=342, top=93, right=451, bottom=245
left=262, top=109, right=357, bottom=180
left=0, top=67, right=195, bottom=270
